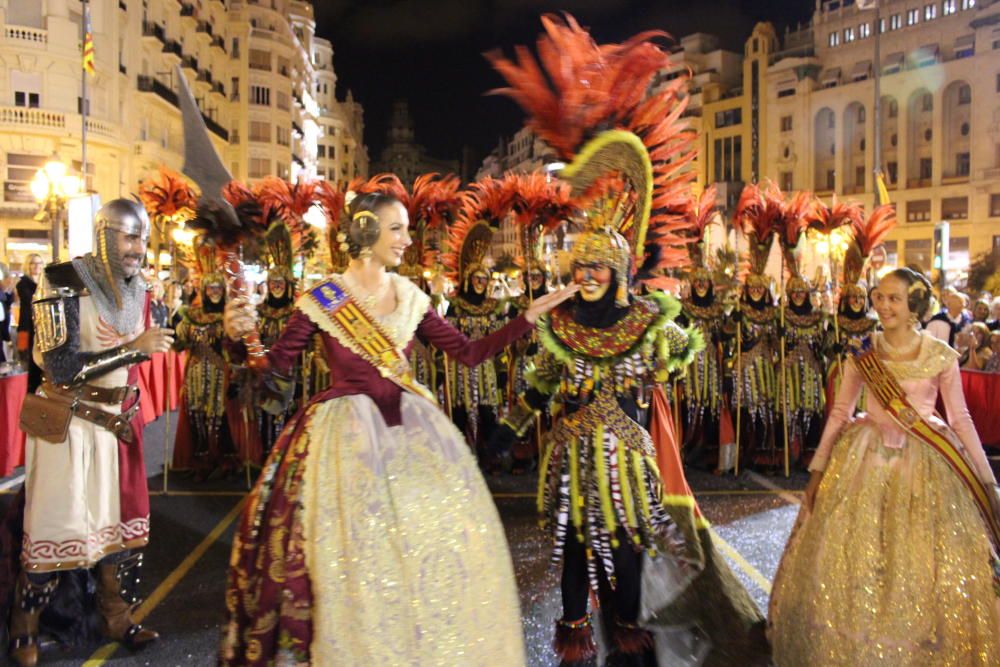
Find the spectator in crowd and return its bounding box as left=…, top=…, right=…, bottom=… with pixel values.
left=0, top=263, right=14, bottom=363
left=972, top=298, right=991, bottom=324
left=985, top=332, right=1000, bottom=372
left=150, top=279, right=170, bottom=328
left=988, top=297, right=1000, bottom=332
left=15, top=253, right=44, bottom=392
left=959, top=322, right=994, bottom=370
left=180, top=278, right=195, bottom=306
left=926, top=287, right=971, bottom=347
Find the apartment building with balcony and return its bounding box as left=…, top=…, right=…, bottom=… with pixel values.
left=0, top=0, right=367, bottom=265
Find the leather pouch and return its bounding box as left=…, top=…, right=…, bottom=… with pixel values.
left=19, top=394, right=73, bottom=444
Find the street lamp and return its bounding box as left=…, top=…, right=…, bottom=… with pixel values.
left=30, top=156, right=82, bottom=262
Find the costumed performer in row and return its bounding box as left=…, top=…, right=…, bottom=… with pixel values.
left=220, top=187, right=579, bottom=665
left=487, top=15, right=768, bottom=666
left=769, top=266, right=1000, bottom=665
left=443, top=178, right=513, bottom=456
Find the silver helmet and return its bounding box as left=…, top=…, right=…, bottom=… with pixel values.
left=93, top=199, right=151, bottom=245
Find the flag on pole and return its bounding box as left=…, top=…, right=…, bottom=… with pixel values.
left=875, top=169, right=891, bottom=206
left=82, top=6, right=95, bottom=76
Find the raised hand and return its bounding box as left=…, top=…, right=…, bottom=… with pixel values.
left=224, top=296, right=258, bottom=342
left=524, top=283, right=581, bottom=324
left=130, top=327, right=175, bottom=355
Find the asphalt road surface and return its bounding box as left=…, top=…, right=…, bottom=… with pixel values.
left=0, top=411, right=807, bottom=666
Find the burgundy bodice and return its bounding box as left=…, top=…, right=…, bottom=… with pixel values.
left=267, top=306, right=532, bottom=426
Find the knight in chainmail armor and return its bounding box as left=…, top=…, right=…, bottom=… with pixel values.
left=6, top=199, right=169, bottom=666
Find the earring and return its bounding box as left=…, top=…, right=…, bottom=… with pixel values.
left=359, top=246, right=373, bottom=259
left=909, top=313, right=919, bottom=327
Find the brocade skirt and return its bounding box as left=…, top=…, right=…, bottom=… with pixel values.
left=769, top=420, right=1000, bottom=666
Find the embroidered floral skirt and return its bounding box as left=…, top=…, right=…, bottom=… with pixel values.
left=769, top=421, right=1000, bottom=666
left=221, top=393, right=526, bottom=666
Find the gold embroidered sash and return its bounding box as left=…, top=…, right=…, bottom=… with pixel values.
left=851, top=341, right=1000, bottom=554
left=304, top=278, right=436, bottom=403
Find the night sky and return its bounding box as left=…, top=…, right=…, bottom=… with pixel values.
left=313, top=0, right=814, bottom=168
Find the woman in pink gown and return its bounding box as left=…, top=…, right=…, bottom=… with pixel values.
left=769, top=268, right=1000, bottom=665
left=219, top=191, right=577, bottom=666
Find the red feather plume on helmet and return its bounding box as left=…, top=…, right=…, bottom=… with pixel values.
left=138, top=166, right=198, bottom=220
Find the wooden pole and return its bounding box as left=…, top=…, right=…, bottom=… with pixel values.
left=734, top=319, right=742, bottom=477
left=779, top=256, right=791, bottom=478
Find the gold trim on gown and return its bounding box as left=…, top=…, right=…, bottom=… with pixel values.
left=770, top=341, right=1000, bottom=666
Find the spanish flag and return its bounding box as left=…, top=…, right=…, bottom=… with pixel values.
left=82, top=5, right=95, bottom=76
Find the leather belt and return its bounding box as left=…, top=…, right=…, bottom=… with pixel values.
left=41, top=382, right=141, bottom=444
left=43, top=381, right=137, bottom=405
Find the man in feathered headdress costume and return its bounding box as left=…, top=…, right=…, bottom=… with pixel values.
left=442, top=177, right=513, bottom=454
left=728, top=182, right=781, bottom=471
left=171, top=65, right=264, bottom=479
left=676, top=185, right=730, bottom=470
left=837, top=205, right=895, bottom=349
left=775, top=191, right=828, bottom=467
left=502, top=172, right=574, bottom=472
left=5, top=197, right=169, bottom=666
left=172, top=235, right=234, bottom=479
left=823, top=203, right=895, bottom=413
left=487, top=15, right=768, bottom=666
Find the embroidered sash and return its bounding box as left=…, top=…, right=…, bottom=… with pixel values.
left=304, top=278, right=436, bottom=403
left=851, top=340, right=1000, bottom=555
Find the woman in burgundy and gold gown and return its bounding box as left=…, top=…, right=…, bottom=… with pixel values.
left=219, top=190, right=577, bottom=666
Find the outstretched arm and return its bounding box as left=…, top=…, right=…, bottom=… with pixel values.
left=416, top=308, right=532, bottom=367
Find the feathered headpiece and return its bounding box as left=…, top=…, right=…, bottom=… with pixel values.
left=488, top=13, right=698, bottom=303
left=314, top=180, right=347, bottom=269
left=403, top=173, right=463, bottom=280
left=504, top=171, right=575, bottom=276
left=681, top=184, right=718, bottom=279
left=774, top=188, right=817, bottom=292
left=442, top=177, right=515, bottom=286
left=189, top=233, right=225, bottom=291
left=251, top=177, right=318, bottom=273
left=138, top=166, right=198, bottom=223
left=843, top=204, right=896, bottom=297
left=733, top=181, right=782, bottom=291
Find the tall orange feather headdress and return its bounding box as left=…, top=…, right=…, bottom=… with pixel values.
left=843, top=204, right=897, bottom=298
left=138, top=166, right=198, bottom=224
left=487, top=13, right=698, bottom=303
left=442, top=177, right=516, bottom=287
left=404, top=173, right=463, bottom=280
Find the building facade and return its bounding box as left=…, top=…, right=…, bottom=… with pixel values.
left=0, top=0, right=367, bottom=266
left=699, top=0, right=999, bottom=273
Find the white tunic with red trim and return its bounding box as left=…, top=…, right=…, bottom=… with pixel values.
left=23, top=287, right=151, bottom=572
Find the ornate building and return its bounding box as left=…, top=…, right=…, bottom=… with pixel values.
left=374, top=100, right=458, bottom=186
left=0, top=0, right=367, bottom=266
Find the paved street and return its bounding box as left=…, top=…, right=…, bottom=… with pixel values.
left=0, top=411, right=807, bottom=666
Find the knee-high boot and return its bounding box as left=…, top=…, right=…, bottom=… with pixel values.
left=8, top=571, right=58, bottom=667
left=95, top=554, right=158, bottom=649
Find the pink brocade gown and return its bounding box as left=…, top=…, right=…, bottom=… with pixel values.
left=220, top=275, right=530, bottom=666
left=769, top=332, right=1000, bottom=666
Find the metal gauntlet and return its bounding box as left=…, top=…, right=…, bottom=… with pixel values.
left=33, top=287, right=76, bottom=353
left=73, top=345, right=149, bottom=385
